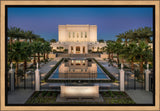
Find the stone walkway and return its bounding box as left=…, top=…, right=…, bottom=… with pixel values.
left=8, top=89, right=34, bottom=104
left=126, top=90, right=153, bottom=104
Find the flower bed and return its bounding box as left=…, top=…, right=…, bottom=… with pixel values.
left=25, top=91, right=135, bottom=104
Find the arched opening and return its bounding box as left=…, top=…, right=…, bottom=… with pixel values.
left=71, top=46, right=73, bottom=54
left=76, top=46, right=80, bottom=54
left=83, top=46, right=85, bottom=54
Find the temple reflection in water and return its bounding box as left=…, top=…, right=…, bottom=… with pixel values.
left=58, top=59, right=97, bottom=78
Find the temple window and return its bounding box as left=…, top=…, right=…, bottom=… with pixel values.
left=81, top=32, right=83, bottom=38
left=73, top=32, right=75, bottom=38
left=85, top=32, right=87, bottom=38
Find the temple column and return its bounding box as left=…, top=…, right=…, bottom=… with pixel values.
left=73, top=46, right=76, bottom=54
left=80, top=46, right=83, bottom=54
left=85, top=45, right=88, bottom=54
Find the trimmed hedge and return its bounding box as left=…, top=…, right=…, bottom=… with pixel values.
left=44, top=58, right=63, bottom=81
left=93, top=58, right=116, bottom=82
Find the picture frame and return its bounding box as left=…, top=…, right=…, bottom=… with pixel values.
left=0, top=0, right=160, bottom=111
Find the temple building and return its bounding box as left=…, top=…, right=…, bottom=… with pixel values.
left=51, top=24, right=106, bottom=54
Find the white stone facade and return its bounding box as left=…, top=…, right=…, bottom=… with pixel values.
left=51, top=24, right=106, bottom=54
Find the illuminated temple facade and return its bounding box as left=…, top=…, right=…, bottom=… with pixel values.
left=51, top=24, right=106, bottom=54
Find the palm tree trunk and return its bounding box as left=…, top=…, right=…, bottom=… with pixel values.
left=10, top=37, right=12, bottom=45
left=16, top=62, right=19, bottom=75
left=121, top=58, right=124, bottom=64
left=131, top=59, right=134, bottom=71
left=29, top=38, right=32, bottom=43
left=47, top=53, right=48, bottom=59
left=111, top=53, right=113, bottom=60
left=108, top=53, right=110, bottom=59
left=17, top=38, right=20, bottom=42
left=44, top=53, right=45, bottom=63
left=38, top=52, right=40, bottom=63
left=140, top=61, right=144, bottom=79
left=33, top=54, right=36, bottom=65
left=117, top=54, right=119, bottom=65
left=23, top=60, right=27, bottom=71
left=125, top=39, right=127, bottom=46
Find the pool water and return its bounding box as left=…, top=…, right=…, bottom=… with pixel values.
left=49, top=58, right=110, bottom=80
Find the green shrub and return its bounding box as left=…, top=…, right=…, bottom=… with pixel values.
left=33, top=91, right=40, bottom=97
left=42, top=91, right=48, bottom=97
left=46, top=91, right=52, bottom=97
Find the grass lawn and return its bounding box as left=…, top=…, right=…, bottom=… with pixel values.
left=25, top=91, right=135, bottom=104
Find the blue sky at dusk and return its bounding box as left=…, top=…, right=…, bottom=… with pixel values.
left=8, top=7, right=153, bottom=41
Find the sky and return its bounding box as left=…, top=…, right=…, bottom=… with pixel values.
left=8, top=7, right=153, bottom=41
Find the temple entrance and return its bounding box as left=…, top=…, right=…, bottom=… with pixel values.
left=76, top=46, right=80, bottom=54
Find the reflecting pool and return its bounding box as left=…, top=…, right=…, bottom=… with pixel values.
left=49, top=58, right=110, bottom=80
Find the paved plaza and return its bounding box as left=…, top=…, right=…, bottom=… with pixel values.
left=126, top=90, right=153, bottom=104
left=8, top=89, right=34, bottom=104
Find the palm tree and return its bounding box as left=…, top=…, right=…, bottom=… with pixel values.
left=33, top=41, right=42, bottom=64
left=125, top=42, right=138, bottom=71
left=98, top=39, right=104, bottom=43
left=9, top=42, right=23, bottom=75
left=35, top=37, right=45, bottom=43
left=31, top=42, right=37, bottom=65
left=24, top=31, right=32, bottom=42
left=8, top=42, right=23, bottom=86
left=134, top=27, right=153, bottom=43
left=116, top=32, right=128, bottom=46
left=50, top=39, right=56, bottom=43
left=41, top=42, right=52, bottom=62
left=116, top=37, right=122, bottom=43
left=8, top=27, right=17, bottom=46
left=106, top=41, right=114, bottom=60
left=31, top=34, right=39, bottom=43
left=41, top=42, right=47, bottom=62
left=45, top=42, right=52, bottom=59
left=135, top=41, right=152, bottom=79
left=21, top=42, right=32, bottom=71
left=113, top=41, right=124, bottom=65
left=15, top=27, right=24, bottom=41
